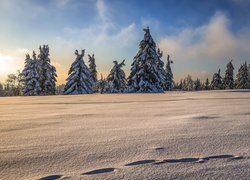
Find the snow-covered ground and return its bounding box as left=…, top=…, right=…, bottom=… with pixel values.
left=0, top=91, right=250, bottom=180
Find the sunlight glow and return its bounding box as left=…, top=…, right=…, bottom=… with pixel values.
left=0, top=54, right=14, bottom=75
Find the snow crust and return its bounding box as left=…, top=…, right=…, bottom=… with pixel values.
left=0, top=90, right=249, bottom=179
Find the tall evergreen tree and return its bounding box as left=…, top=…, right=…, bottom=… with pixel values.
left=64, top=50, right=93, bottom=94
left=37, top=45, right=57, bottom=95
left=106, top=60, right=127, bottom=93
left=88, top=54, right=97, bottom=83
left=236, top=62, right=249, bottom=89
left=223, top=60, right=234, bottom=89
left=127, top=27, right=165, bottom=93
left=211, top=69, right=222, bottom=90
left=165, top=54, right=174, bottom=90
left=22, top=52, right=41, bottom=96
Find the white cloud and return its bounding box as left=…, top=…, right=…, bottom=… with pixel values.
left=159, top=12, right=237, bottom=62
left=158, top=12, right=250, bottom=81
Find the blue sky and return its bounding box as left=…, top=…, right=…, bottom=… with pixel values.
left=0, top=0, right=250, bottom=83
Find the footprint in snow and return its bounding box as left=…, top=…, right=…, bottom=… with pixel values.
left=81, top=168, right=116, bottom=175
left=39, top=175, right=64, bottom=180
left=125, top=160, right=156, bottom=166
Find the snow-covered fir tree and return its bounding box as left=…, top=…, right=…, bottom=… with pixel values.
left=88, top=54, right=98, bottom=92
left=37, top=45, right=57, bottom=95
left=223, top=60, right=234, bottom=89
left=211, top=69, right=222, bottom=90
left=248, top=63, right=250, bottom=86
left=236, top=62, right=249, bottom=89
left=96, top=74, right=110, bottom=94
left=64, top=50, right=93, bottom=94
left=205, top=78, right=210, bottom=90
left=88, top=54, right=97, bottom=83
left=22, top=52, right=41, bottom=96
left=182, top=75, right=193, bottom=91
left=156, top=48, right=168, bottom=90
left=165, top=54, right=174, bottom=90
left=127, top=27, right=165, bottom=93
left=106, top=60, right=127, bottom=93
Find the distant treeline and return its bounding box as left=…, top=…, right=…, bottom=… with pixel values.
left=175, top=60, right=250, bottom=91
left=0, top=28, right=250, bottom=97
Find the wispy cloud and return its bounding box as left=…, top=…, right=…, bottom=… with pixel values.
left=96, top=0, right=108, bottom=23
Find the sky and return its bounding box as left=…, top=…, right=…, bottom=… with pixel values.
left=0, top=0, right=250, bottom=84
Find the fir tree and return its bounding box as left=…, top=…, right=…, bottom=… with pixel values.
left=179, top=79, right=183, bottom=90
left=97, top=74, right=109, bottom=94
left=127, top=27, right=165, bottom=93
left=248, top=63, right=250, bottom=86
left=211, top=69, right=222, bottom=90
left=205, top=78, right=210, bottom=90
left=0, top=82, right=4, bottom=96
left=88, top=54, right=98, bottom=92
left=194, top=78, right=202, bottom=91
left=97, top=74, right=105, bottom=94
left=22, top=52, right=41, bottom=96
left=64, top=50, right=93, bottom=94
left=37, top=45, right=57, bottom=95
left=88, top=54, right=97, bottom=83
left=236, top=62, right=249, bottom=89
left=165, top=54, right=174, bottom=90
left=106, top=60, right=127, bottom=93
left=156, top=48, right=168, bottom=90
left=223, top=60, right=234, bottom=89
left=183, top=75, right=193, bottom=91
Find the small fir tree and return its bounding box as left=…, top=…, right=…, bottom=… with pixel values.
left=165, top=54, right=174, bottom=90
left=205, top=78, right=210, bottom=90
left=211, top=69, right=222, bottom=90
left=97, top=74, right=110, bottom=94
left=106, top=60, right=127, bottom=93
left=22, top=52, right=41, bottom=95
left=236, top=62, right=249, bottom=89
left=37, top=45, right=57, bottom=95
left=64, top=50, right=93, bottom=94
left=88, top=54, right=97, bottom=83
left=223, top=60, right=234, bottom=89
left=183, top=75, right=193, bottom=91
left=194, top=78, right=202, bottom=91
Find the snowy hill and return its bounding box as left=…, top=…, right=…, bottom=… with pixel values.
left=0, top=91, right=250, bottom=179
